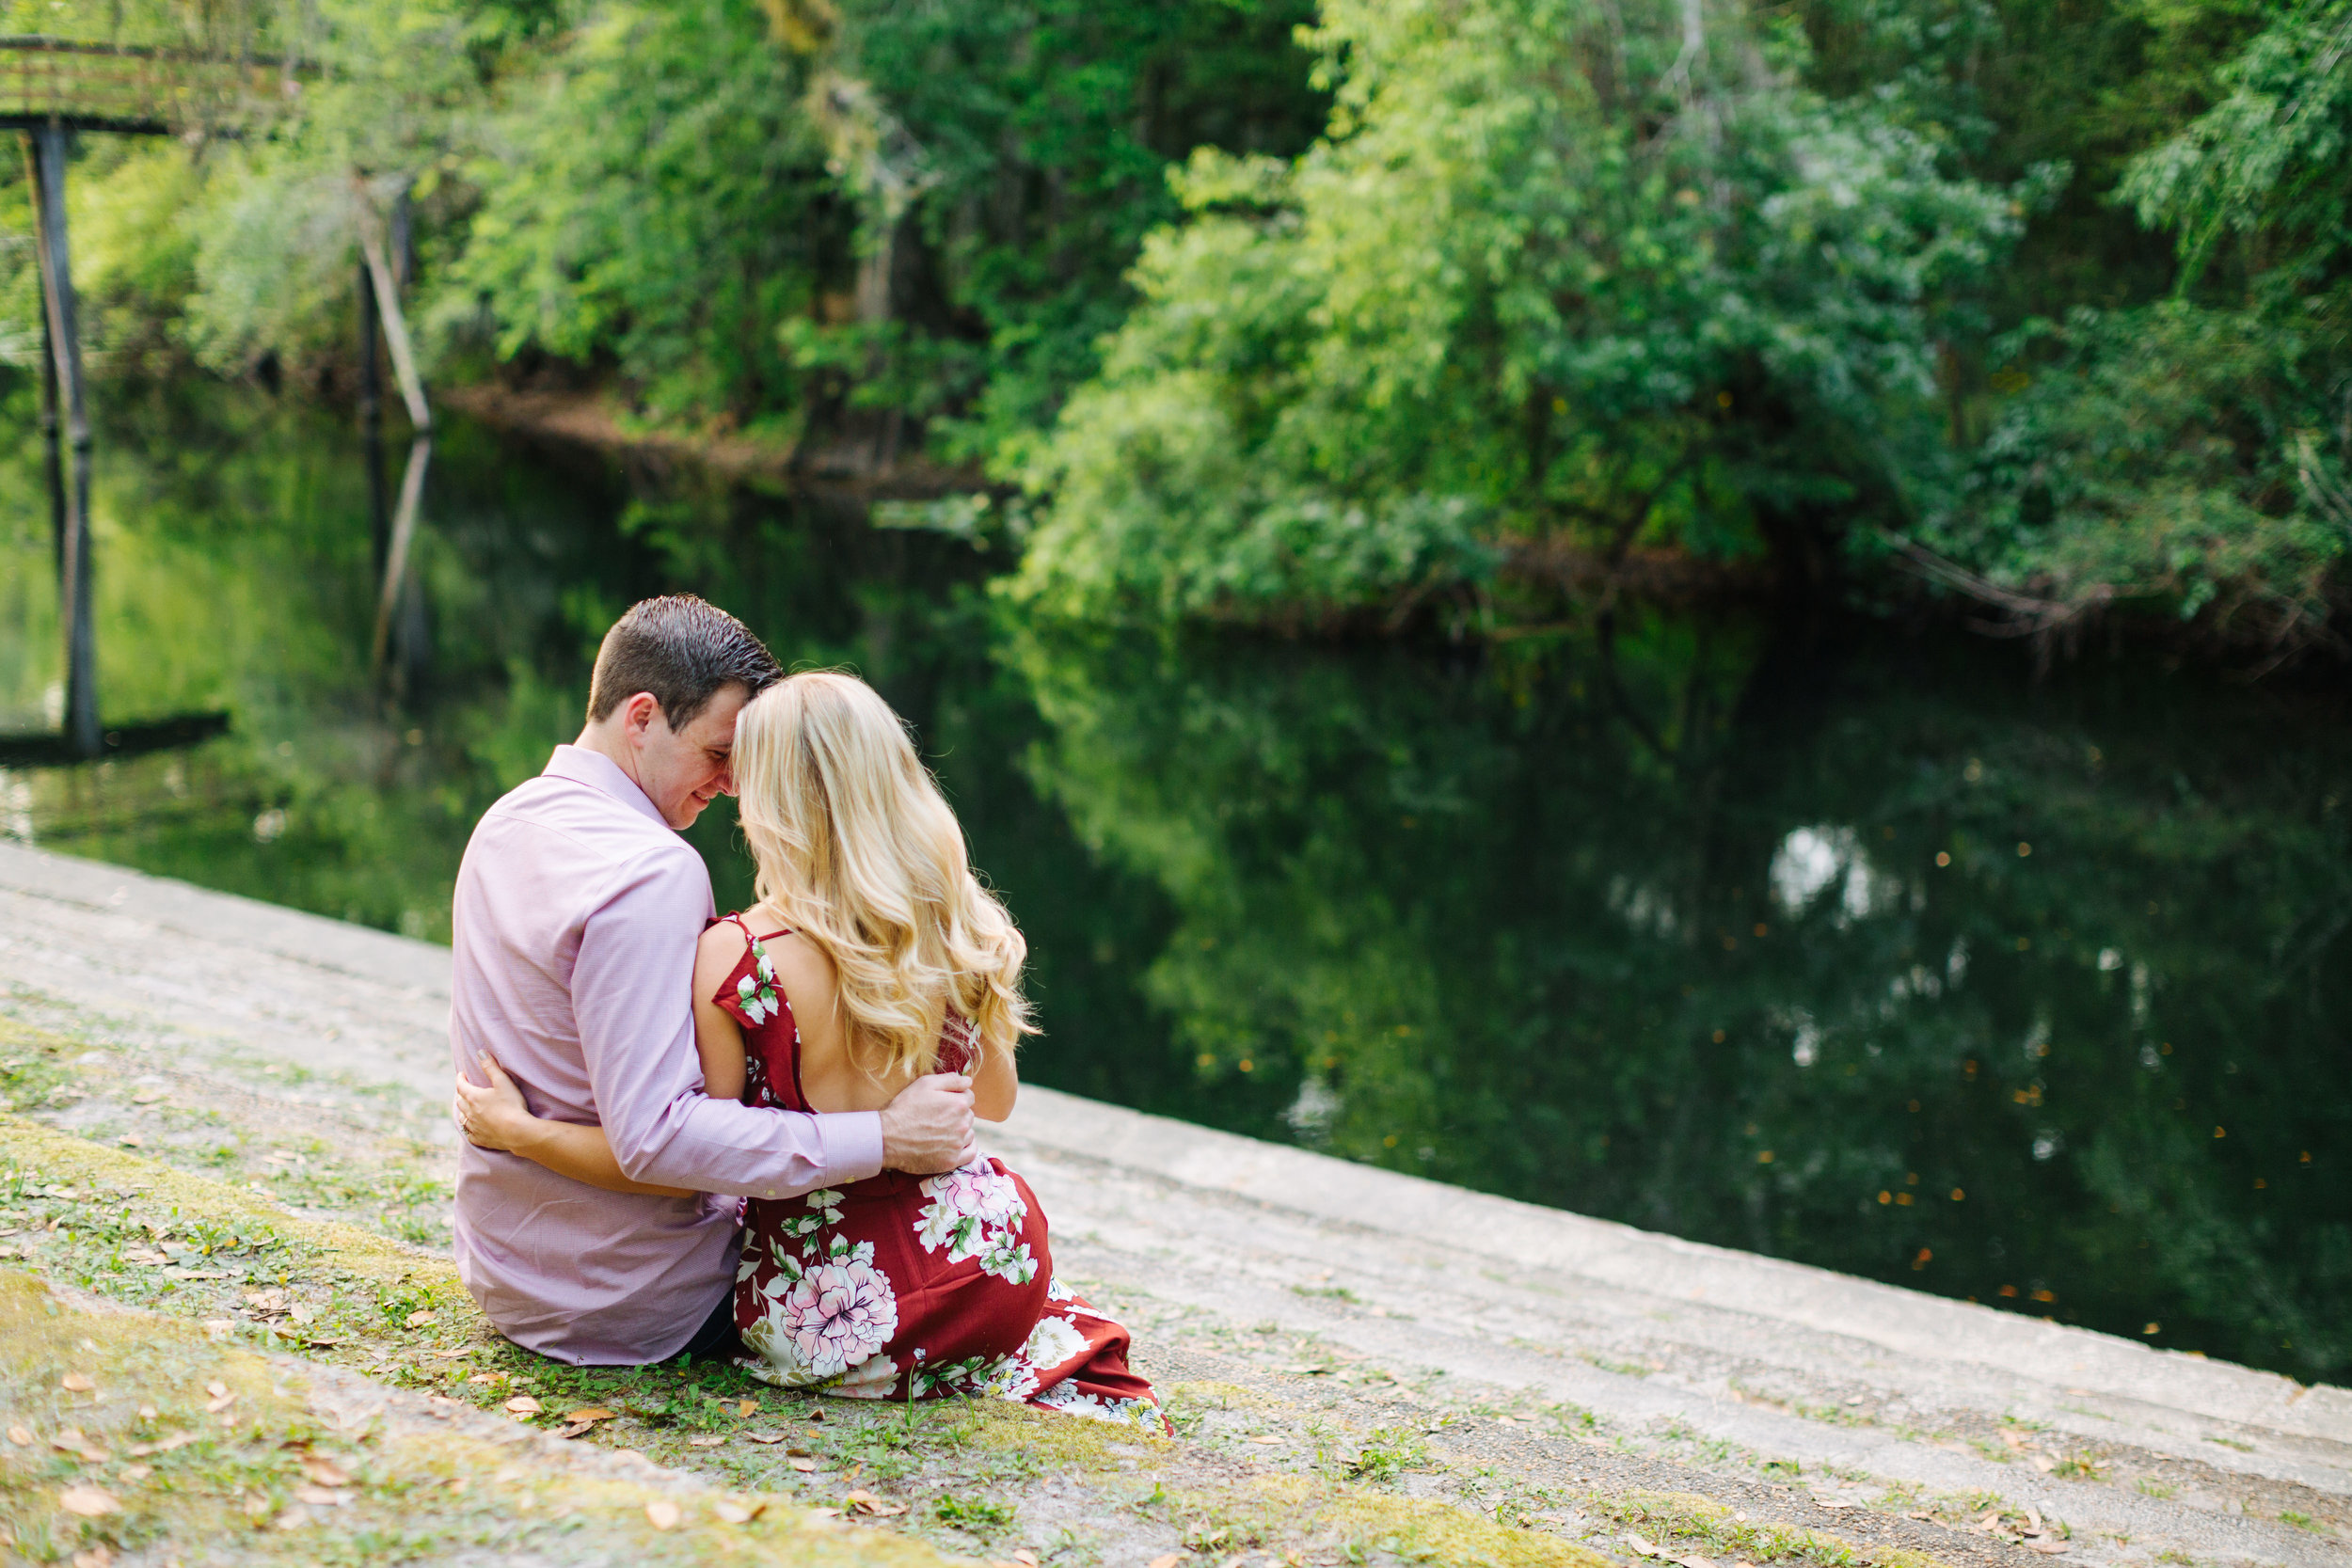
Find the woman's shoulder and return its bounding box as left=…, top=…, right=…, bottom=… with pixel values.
left=697, top=914, right=753, bottom=967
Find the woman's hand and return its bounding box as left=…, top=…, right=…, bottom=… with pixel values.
left=453, top=1053, right=540, bottom=1153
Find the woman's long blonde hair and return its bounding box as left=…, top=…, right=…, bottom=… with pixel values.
left=733, top=671, right=1033, bottom=1079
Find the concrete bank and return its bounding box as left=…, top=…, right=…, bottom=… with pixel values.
left=2, top=840, right=2345, bottom=1568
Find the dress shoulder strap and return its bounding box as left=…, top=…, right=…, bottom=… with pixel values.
left=714, top=913, right=792, bottom=1030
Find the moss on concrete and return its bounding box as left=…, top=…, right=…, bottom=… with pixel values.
left=0, top=1269, right=948, bottom=1566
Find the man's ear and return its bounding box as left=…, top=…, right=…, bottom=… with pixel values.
left=619, top=691, right=663, bottom=741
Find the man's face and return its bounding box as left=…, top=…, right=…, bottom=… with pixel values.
left=628, top=683, right=752, bottom=830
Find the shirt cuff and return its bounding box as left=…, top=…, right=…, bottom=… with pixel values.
left=822, top=1110, right=887, bottom=1186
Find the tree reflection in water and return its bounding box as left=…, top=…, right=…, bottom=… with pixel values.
left=0, top=389, right=2343, bottom=1381
left=1000, top=614, right=2351, bottom=1383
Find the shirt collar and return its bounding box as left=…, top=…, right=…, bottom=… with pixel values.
left=543, top=743, right=670, bottom=830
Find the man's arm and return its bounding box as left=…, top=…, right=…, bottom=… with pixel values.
left=575, top=851, right=887, bottom=1197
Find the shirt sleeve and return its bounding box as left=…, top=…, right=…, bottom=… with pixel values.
left=573, top=847, right=885, bottom=1196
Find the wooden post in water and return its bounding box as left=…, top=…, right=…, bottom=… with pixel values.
left=359, top=258, right=388, bottom=578
left=353, top=175, right=432, bottom=688
left=36, top=256, right=62, bottom=582
left=27, top=123, right=98, bottom=760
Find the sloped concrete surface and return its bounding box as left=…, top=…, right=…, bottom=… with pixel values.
left=3, top=840, right=2345, bottom=1566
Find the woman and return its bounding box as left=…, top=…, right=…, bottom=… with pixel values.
left=453, top=671, right=1162, bottom=1427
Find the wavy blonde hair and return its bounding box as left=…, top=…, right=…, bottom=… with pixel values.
left=732, top=671, right=1032, bottom=1079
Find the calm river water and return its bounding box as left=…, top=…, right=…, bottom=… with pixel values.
left=4, top=388, right=2346, bottom=1383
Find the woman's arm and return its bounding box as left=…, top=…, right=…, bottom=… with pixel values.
left=972, top=1026, right=1018, bottom=1123
left=453, top=1054, right=694, bottom=1197
left=691, top=923, right=752, bottom=1101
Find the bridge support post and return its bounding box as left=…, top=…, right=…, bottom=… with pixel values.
left=26, top=122, right=97, bottom=760
left=359, top=258, right=387, bottom=578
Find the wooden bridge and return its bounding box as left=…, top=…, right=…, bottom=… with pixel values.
left=0, top=33, right=291, bottom=135
left=0, top=8, right=425, bottom=766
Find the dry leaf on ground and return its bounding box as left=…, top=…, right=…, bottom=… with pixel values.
left=715, top=1500, right=763, bottom=1524
left=1623, top=1533, right=1661, bottom=1558
left=405, top=1309, right=438, bottom=1328
left=6, top=1425, right=29, bottom=1446
left=789, top=1458, right=816, bottom=1472
left=301, top=1457, right=352, bottom=1487
left=1147, top=1557, right=1184, bottom=1568
left=58, top=1484, right=119, bottom=1517
left=60, top=1372, right=94, bottom=1392
left=564, top=1407, right=615, bottom=1423
left=645, top=1499, right=681, bottom=1530
left=504, top=1397, right=543, bottom=1416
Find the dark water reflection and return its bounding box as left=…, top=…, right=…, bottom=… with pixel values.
left=4, top=388, right=2346, bottom=1382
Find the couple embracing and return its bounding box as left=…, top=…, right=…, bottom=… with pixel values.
left=448, top=595, right=1161, bottom=1426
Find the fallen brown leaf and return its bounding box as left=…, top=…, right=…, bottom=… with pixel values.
left=294, top=1486, right=343, bottom=1506
left=504, top=1396, right=543, bottom=1416
left=1012, top=1553, right=1041, bottom=1568
left=1248, top=1434, right=1283, bottom=1445
left=405, top=1309, right=438, bottom=1328
left=2023, top=1541, right=2070, bottom=1556
left=205, top=1381, right=230, bottom=1398
left=1623, top=1533, right=1661, bottom=1558
left=789, top=1458, right=817, bottom=1472
left=60, top=1372, right=94, bottom=1392
left=300, top=1457, right=352, bottom=1488
left=71, top=1546, right=112, bottom=1568
left=58, top=1484, right=119, bottom=1517
left=689, top=1435, right=727, bottom=1448
left=153, top=1432, right=197, bottom=1453
left=119, top=1465, right=151, bottom=1483
left=746, top=1432, right=787, bottom=1445
left=6, top=1425, right=29, bottom=1446
left=1147, top=1556, right=1184, bottom=1568
left=714, top=1499, right=754, bottom=1524
left=2030, top=1455, right=2057, bottom=1473
left=557, top=1421, right=596, bottom=1440
left=738, top=1398, right=757, bottom=1417
left=275, top=1504, right=311, bottom=1530
left=1674, top=1556, right=1717, bottom=1568
left=645, top=1499, right=681, bottom=1530
left=430, top=1346, right=472, bottom=1359
left=564, top=1407, right=615, bottom=1423
left=204, top=1390, right=237, bottom=1414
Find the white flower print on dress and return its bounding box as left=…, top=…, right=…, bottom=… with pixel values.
left=734, top=934, right=784, bottom=1024
left=913, top=1158, right=1037, bottom=1284
left=741, top=1245, right=898, bottom=1386
left=831, top=1353, right=901, bottom=1400
left=1020, top=1313, right=1088, bottom=1377
left=1033, top=1382, right=1164, bottom=1428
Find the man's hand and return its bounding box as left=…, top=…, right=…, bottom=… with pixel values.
left=880, top=1073, right=977, bottom=1174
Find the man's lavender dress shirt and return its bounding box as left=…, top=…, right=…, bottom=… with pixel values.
left=450, top=744, right=884, bottom=1364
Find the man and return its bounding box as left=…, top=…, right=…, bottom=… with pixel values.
left=449, top=595, right=974, bottom=1364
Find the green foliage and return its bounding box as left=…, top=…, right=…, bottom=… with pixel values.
left=446, top=0, right=832, bottom=424
left=1917, top=0, right=2352, bottom=632
left=1011, top=0, right=2040, bottom=623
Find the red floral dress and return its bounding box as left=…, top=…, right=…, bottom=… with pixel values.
left=712, top=916, right=1164, bottom=1428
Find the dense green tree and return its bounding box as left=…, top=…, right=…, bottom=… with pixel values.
left=1009, top=0, right=2045, bottom=624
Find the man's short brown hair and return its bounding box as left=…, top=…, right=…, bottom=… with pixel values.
left=587, top=596, right=782, bottom=730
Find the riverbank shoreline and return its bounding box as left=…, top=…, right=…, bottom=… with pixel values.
left=1, top=839, right=2345, bottom=1568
